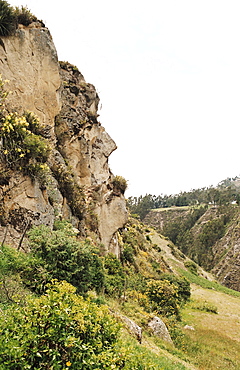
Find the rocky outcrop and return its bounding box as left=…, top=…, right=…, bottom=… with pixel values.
left=0, top=24, right=128, bottom=253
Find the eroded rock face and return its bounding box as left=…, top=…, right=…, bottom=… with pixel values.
left=0, top=25, right=128, bottom=254
left=0, top=26, right=60, bottom=138
left=212, top=217, right=240, bottom=292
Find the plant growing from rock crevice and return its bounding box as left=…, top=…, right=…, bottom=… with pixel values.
left=112, top=175, right=128, bottom=195
left=51, top=163, right=86, bottom=220
left=0, top=0, right=16, bottom=36
left=0, top=77, right=51, bottom=185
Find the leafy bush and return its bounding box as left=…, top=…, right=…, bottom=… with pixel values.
left=103, top=253, right=125, bottom=297
left=122, top=244, right=135, bottom=263
left=0, top=244, right=33, bottom=304
left=159, top=273, right=191, bottom=304
left=145, top=279, right=180, bottom=318
left=0, top=1, right=16, bottom=36
left=27, top=224, right=104, bottom=294
left=0, top=111, right=50, bottom=168
left=0, top=281, right=124, bottom=369
left=0, top=77, right=51, bottom=184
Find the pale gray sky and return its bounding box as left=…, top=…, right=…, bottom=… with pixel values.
left=9, top=0, right=240, bottom=196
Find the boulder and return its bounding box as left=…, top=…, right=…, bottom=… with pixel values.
left=148, top=316, right=173, bottom=343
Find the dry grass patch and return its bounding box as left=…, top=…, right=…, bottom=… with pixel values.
left=180, top=284, right=240, bottom=369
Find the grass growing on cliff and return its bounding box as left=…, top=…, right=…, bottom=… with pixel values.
left=0, top=0, right=16, bottom=36
left=0, top=2, right=38, bottom=36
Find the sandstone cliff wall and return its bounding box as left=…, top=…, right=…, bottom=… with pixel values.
left=0, top=24, right=127, bottom=255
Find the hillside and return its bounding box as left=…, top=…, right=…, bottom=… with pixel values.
left=1, top=215, right=240, bottom=369
left=144, top=204, right=240, bottom=292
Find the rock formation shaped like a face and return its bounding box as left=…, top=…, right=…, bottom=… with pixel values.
left=0, top=24, right=128, bottom=254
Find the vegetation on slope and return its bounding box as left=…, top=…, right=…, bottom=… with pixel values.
left=128, top=182, right=240, bottom=282
left=0, top=217, right=239, bottom=369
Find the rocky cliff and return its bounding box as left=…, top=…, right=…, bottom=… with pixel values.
left=0, top=23, right=128, bottom=255
left=144, top=206, right=240, bottom=291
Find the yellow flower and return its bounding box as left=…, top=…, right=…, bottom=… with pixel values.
left=66, top=361, right=72, bottom=367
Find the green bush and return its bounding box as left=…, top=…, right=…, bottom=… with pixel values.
left=103, top=253, right=125, bottom=297
left=159, top=273, right=191, bottom=304
left=0, top=112, right=50, bottom=168
left=0, top=78, right=51, bottom=184
left=145, top=279, right=180, bottom=319
left=122, top=244, right=135, bottom=263
left=0, top=1, right=16, bottom=36
left=0, top=244, right=33, bottom=304
left=27, top=224, right=104, bottom=294
left=0, top=280, right=124, bottom=369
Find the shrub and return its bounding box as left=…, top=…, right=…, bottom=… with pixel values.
left=122, top=244, right=135, bottom=263
left=14, top=5, right=37, bottom=26
left=159, top=273, right=191, bottom=304
left=0, top=78, right=51, bottom=183
left=0, top=1, right=16, bottom=36
left=103, top=253, right=125, bottom=297
left=0, top=244, right=33, bottom=303
left=112, top=175, right=128, bottom=195
left=0, top=281, right=124, bottom=369
left=27, top=224, right=104, bottom=294
left=145, top=279, right=180, bottom=318
left=0, top=112, right=50, bottom=168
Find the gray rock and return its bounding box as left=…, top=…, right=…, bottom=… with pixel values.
left=120, top=315, right=142, bottom=343
left=148, top=316, right=173, bottom=343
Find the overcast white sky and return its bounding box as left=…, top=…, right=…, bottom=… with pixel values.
left=9, top=0, right=240, bottom=197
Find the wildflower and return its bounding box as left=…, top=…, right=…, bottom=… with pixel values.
left=66, top=361, right=72, bottom=367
